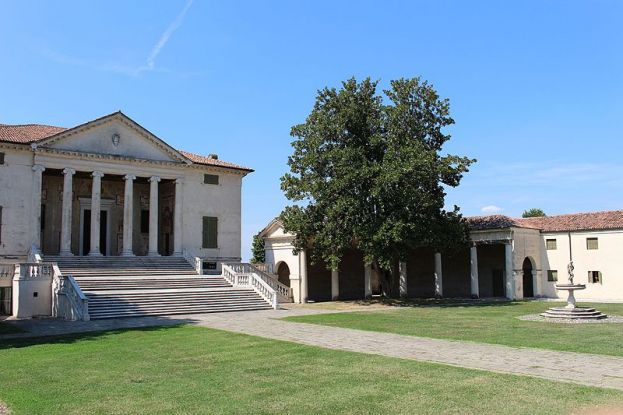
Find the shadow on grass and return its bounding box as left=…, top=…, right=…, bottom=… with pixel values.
left=0, top=316, right=201, bottom=350
left=309, top=297, right=524, bottom=309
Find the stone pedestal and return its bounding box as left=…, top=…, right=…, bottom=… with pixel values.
left=541, top=284, right=607, bottom=320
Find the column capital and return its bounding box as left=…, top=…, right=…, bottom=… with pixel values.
left=175, top=178, right=183, bottom=185
left=91, top=170, right=104, bottom=178
left=32, top=164, right=46, bottom=173
left=63, top=167, right=76, bottom=176
left=149, top=176, right=161, bottom=183
left=124, top=174, right=137, bottom=181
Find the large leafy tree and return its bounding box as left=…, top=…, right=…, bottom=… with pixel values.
left=280, top=77, right=475, bottom=297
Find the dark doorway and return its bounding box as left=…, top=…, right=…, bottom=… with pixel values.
left=82, top=210, right=108, bottom=256
left=522, top=258, right=534, bottom=298
left=277, top=262, right=291, bottom=287
left=492, top=269, right=505, bottom=297
left=0, top=287, right=11, bottom=315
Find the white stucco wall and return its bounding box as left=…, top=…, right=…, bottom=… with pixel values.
left=0, top=147, right=35, bottom=259
left=540, top=230, right=623, bottom=301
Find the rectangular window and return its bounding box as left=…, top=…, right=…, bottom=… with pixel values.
left=203, top=174, right=219, bottom=185
left=140, top=210, right=149, bottom=233
left=546, top=239, right=557, bottom=250
left=586, top=238, right=599, bottom=250
left=547, top=270, right=558, bottom=282
left=0, top=152, right=4, bottom=165
left=202, top=216, right=218, bottom=248
left=588, top=271, right=602, bottom=284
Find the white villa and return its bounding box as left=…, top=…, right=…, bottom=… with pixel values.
left=260, top=211, right=623, bottom=303
left=0, top=112, right=288, bottom=320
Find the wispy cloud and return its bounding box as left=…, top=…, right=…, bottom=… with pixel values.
left=145, top=0, right=194, bottom=72
left=481, top=205, right=503, bottom=215
left=40, top=0, right=194, bottom=77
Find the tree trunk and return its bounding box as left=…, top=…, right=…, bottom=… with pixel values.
left=376, top=260, right=400, bottom=298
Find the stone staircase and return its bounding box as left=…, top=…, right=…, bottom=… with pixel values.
left=45, top=256, right=273, bottom=320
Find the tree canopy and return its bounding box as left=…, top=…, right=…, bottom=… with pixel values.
left=280, top=77, right=475, bottom=296
left=522, top=208, right=547, bottom=218
left=250, top=235, right=265, bottom=264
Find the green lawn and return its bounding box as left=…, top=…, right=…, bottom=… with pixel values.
left=285, top=301, right=623, bottom=357
left=0, top=325, right=621, bottom=414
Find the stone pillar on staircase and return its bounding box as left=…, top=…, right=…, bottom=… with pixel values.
left=148, top=176, right=161, bottom=256
left=59, top=167, right=75, bottom=256
left=31, top=164, right=45, bottom=248
left=88, top=171, right=104, bottom=256
left=173, top=178, right=183, bottom=256
left=122, top=174, right=136, bottom=256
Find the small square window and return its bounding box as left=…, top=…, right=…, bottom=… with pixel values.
left=588, top=271, right=602, bottom=284
left=203, top=174, right=219, bottom=185
left=547, top=270, right=558, bottom=282
left=546, top=239, right=557, bottom=250
left=586, top=238, right=599, bottom=250
left=0, top=152, right=5, bottom=165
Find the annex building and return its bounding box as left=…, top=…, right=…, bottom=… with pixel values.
left=0, top=112, right=285, bottom=320
left=260, top=211, right=623, bottom=303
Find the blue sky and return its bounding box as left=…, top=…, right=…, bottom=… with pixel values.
left=1, top=1, right=622, bottom=260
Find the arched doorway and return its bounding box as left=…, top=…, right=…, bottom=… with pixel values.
left=277, top=262, right=291, bottom=287
left=522, top=257, right=534, bottom=298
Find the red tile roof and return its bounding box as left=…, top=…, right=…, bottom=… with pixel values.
left=469, top=210, right=623, bottom=233
left=0, top=124, right=66, bottom=143
left=0, top=122, right=252, bottom=172
left=178, top=150, right=253, bottom=172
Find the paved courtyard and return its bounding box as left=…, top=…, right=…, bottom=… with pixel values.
left=3, top=306, right=623, bottom=391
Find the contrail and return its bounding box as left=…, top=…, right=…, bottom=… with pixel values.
left=146, top=0, right=194, bottom=70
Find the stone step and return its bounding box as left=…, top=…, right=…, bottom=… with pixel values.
left=89, top=304, right=272, bottom=319
left=87, top=289, right=260, bottom=301
left=88, top=297, right=266, bottom=308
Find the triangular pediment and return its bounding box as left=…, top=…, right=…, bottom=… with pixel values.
left=258, top=218, right=294, bottom=239
left=34, top=112, right=190, bottom=164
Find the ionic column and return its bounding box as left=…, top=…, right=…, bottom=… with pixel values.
left=31, top=164, right=46, bottom=248
left=399, top=261, right=408, bottom=298
left=331, top=269, right=339, bottom=300
left=470, top=244, right=479, bottom=298
left=88, top=171, right=104, bottom=256
left=173, top=178, right=183, bottom=255
left=121, top=174, right=136, bottom=256
left=59, top=168, right=75, bottom=256
left=434, top=252, right=443, bottom=298
left=505, top=242, right=515, bottom=300
left=299, top=249, right=308, bottom=303
left=364, top=264, right=372, bottom=298
left=148, top=176, right=161, bottom=256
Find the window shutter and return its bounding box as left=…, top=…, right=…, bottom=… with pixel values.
left=202, top=217, right=218, bottom=248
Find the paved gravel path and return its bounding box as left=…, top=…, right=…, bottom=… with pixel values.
left=3, top=307, right=623, bottom=391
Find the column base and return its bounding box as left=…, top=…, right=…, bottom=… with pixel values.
left=470, top=294, right=479, bottom=299
left=121, top=251, right=135, bottom=257
left=88, top=251, right=103, bottom=257
left=59, top=250, right=74, bottom=257
left=148, top=252, right=161, bottom=257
